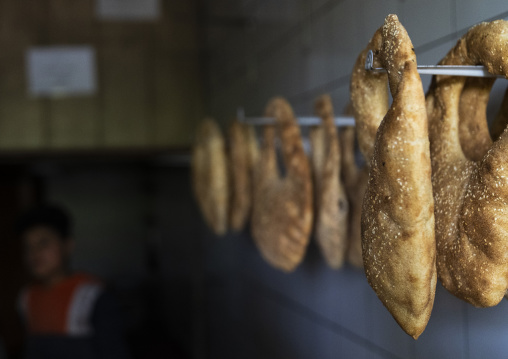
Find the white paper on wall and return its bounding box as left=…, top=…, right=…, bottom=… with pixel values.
left=96, top=0, right=160, bottom=21
left=26, top=46, right=97, bottom=98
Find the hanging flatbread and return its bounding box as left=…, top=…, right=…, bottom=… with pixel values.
left=251, top=97, right=313, bottom=272
left=191, top=118, right=229, bottom=235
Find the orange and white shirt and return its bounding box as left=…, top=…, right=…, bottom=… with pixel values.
left=19, top=273, right=103, bottom=337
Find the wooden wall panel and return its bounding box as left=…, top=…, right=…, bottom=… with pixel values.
left=47, top=0, right=100, bottom=149
left=100, top=23, right=151, bottom=147
left=0, top=94, right=45, bottom=149
left=47, top=0, right=94, bottom=43
left=0, top=0, right=45, bottom=149
left=0, top=0, right=203, bottom=150
left=154, top=2, right=202, bottom=147
left=154, top=53, right=203, bottom=147
left=48, top=98, right=100, bottom=148
left=0, top=0, right=46, bottom=47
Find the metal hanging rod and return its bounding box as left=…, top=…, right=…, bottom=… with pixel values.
left=236, top=107, right=356, bottom=127
left=365, top=50, right=504, bottom=78
left=235, top=48, right=507, bottom=128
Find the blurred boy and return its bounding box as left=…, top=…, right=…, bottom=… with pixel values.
left=17, top=205, right=130, bottom=359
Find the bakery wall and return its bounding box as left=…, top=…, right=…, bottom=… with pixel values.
left=0, top=0, right=203, bottom=150
left=202, top=0, right=508, bottom=358
left=2, top=1, right=508, bottom=358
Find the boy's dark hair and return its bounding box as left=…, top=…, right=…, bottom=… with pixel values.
left=17, top=204, right=72, bottom=240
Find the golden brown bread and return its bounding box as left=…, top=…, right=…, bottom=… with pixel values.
left=350, top=28, right=389, bottom=161
left=191, top=118, right=229, bottom=235
left=251, top=97, right=313, bottom=272
left=458, top=77, right=495, bottom=161
left=428, top=19, right=508, bottom=307
left=458, top=77, right=508, bottom=160
left=246, top=125, right=260, bottom=168
left=348, top=33, right=390, bottom=270
left=339, top=126, right=368, bottom=269
left=310, top=94, right=349, bottom=269
left=228, top=121, right=259, bottom=231
left=352, top=14, right=436, bottom=339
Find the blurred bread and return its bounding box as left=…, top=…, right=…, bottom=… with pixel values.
left=191, top=118, right=229, bottom=235
left=310, top=94, right=349, bottom=269
left=339, top=125, right=368, bottom=269
left=251, top=97, right=313, bottom=272
left=229, top=121, right=259, bottom=231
